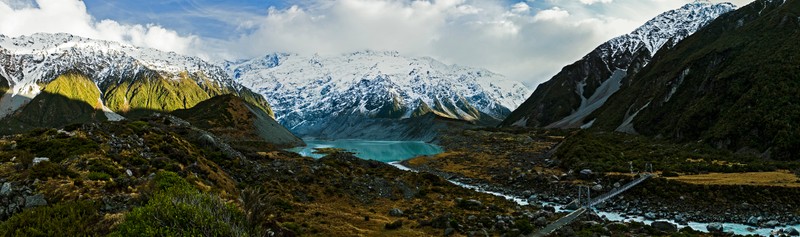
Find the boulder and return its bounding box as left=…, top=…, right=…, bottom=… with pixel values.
left=444, top=228, right=455, bottom=236
left=388, top=208, right=404, bottom=217
left=707, top=223, right=724, bottom=233
left=527, top=195, right=538, bottom=203
left=786, top=227, right=800, bottom=236
left=592, top=184, right=603, bottom=191
left=534, top=217, right=548, bottom=227
left=458, top=199, right=483, bottom=210
left=384, top=220, right=403, bottom=230
left=126, top=169, right=134, bottom=177
left=764, top=220, right=781, bottom=228
left=24, top=194, right=47, bottom=208
left=32, top=157, right=50, bottom=165
left=0, top=182, right=10, bottom=196
left=747, top=216, right=760, bottom=226
left=644, top=212, right=657, bottom=220
left=579, top=169, right=593, bottom=179
left=651, top=221, right=678, bottom=233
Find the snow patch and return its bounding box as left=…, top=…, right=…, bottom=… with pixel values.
left=0, top=83, right=40, bottom=119
left=547, top=69, right=626, bottom=129
left=616, top=101, right=651, bottom=134
left=511, top=117, right=529, bottom=127
left=664, top=68, right=689, bottom=103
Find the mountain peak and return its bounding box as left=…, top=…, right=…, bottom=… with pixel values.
left=612, top=2, right=736, bottom=57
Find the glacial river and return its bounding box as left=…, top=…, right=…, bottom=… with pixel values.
left=390, top=163, right=800, bottom=237
left=291, top=140, right=799, bottom=236
left=287, top=139, right=443, bottom=162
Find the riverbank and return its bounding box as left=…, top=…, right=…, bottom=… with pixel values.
left=402, top=128, right=800, bottom=236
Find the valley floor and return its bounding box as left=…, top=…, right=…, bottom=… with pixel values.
left=1, top=117, right=799, bottom=236
left=404, top=128, right=800, bottom=236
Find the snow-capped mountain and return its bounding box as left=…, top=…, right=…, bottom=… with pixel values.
left=502, top=2, right=735, bottom=129
left=0, top=33, right=274, bottom=134
left=584, top=0, right=800, bottom=158
left=226, top=51, right=530, bottom=137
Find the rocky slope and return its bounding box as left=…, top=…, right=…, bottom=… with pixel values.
left=587, top=0, right=800, bottom=160
left=502, top=2, right=735, bottom=129
left=172, top=94, right=305, bottom=148
left=0, top=33, right=272, bottom=133
left=0, top=117, right=547, bottom=236
left=225, top=51, right=530, bottom=139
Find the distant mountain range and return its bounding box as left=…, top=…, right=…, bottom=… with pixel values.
left=0, top=33, right=529, bottom=142
left=225, top=51, right=530, bottom=139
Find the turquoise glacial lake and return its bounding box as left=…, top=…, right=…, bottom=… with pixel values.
left=288, top=139, right=444, bottom=162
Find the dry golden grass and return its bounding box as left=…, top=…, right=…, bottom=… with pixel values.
left=667, top=170, right=800, bottom=187
left=289, top=196, right=454, bottom=237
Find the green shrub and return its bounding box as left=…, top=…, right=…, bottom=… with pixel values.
left=151, top=171, right=191, bottom=191
left=112, top=172, right=252, bottom=237
left=0, top=201, right=103, bottom=236
left=30, top=161, right=76, bottom=179
left=88, top=159, right=121, bottom=177
left=87, top=172, right=112, bottom=181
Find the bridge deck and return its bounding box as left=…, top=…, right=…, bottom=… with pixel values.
left=528, top=173, right=653, bottom=237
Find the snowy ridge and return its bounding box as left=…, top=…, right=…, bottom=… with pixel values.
left=0, top=33, right=240, bottom=95
left=226, top=51, right=530, bottom=134
left=603, top=2, right=736, bottom=59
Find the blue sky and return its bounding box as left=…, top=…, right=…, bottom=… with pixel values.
left=82, top=0, right=549, bottom=40
left=84, top=0, right=292, bottom=38
left=1, top=0, right=754, bottom=86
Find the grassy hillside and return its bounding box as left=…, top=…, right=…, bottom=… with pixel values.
left=41, top=72, right=102, bottom=109
left=172, top=95, right=304, bottom=149
left=0, top=117, right=546, bottom=236
left=101, top=71, right=273, bottom=119
left=589, top=0, right=800, bottom=159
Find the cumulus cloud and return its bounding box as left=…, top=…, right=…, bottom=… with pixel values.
left=580, top=0, right=613, bottom=5
left=0, top=0, right=202, bottom=57
left=533, top=7, right=570, bottom=22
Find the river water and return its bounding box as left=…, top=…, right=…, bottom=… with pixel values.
left=388, top=163, right=800, bottom=237
left=287, top=139, right=443, bottom=162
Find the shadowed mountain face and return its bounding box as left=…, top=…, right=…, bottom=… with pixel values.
left=0, top=92, right=107, bottom=134
left=586, top=0, right=800, bottom=159
left=0, top=75, right=7, bottom=98
left=172, top=95, right=305, bottom=148
left=501, top=2, right=735, bottom=129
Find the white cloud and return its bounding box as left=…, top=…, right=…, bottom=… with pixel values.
left=511, top=2, right=531, bottom=14
left=533, top=7, right=570, bottom=22
left=579, top=0, right=613, bottom=5
left=0, top=0, right=201, bottom=56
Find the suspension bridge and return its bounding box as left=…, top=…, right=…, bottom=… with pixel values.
left=529, top=164, right=655, bottom=237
